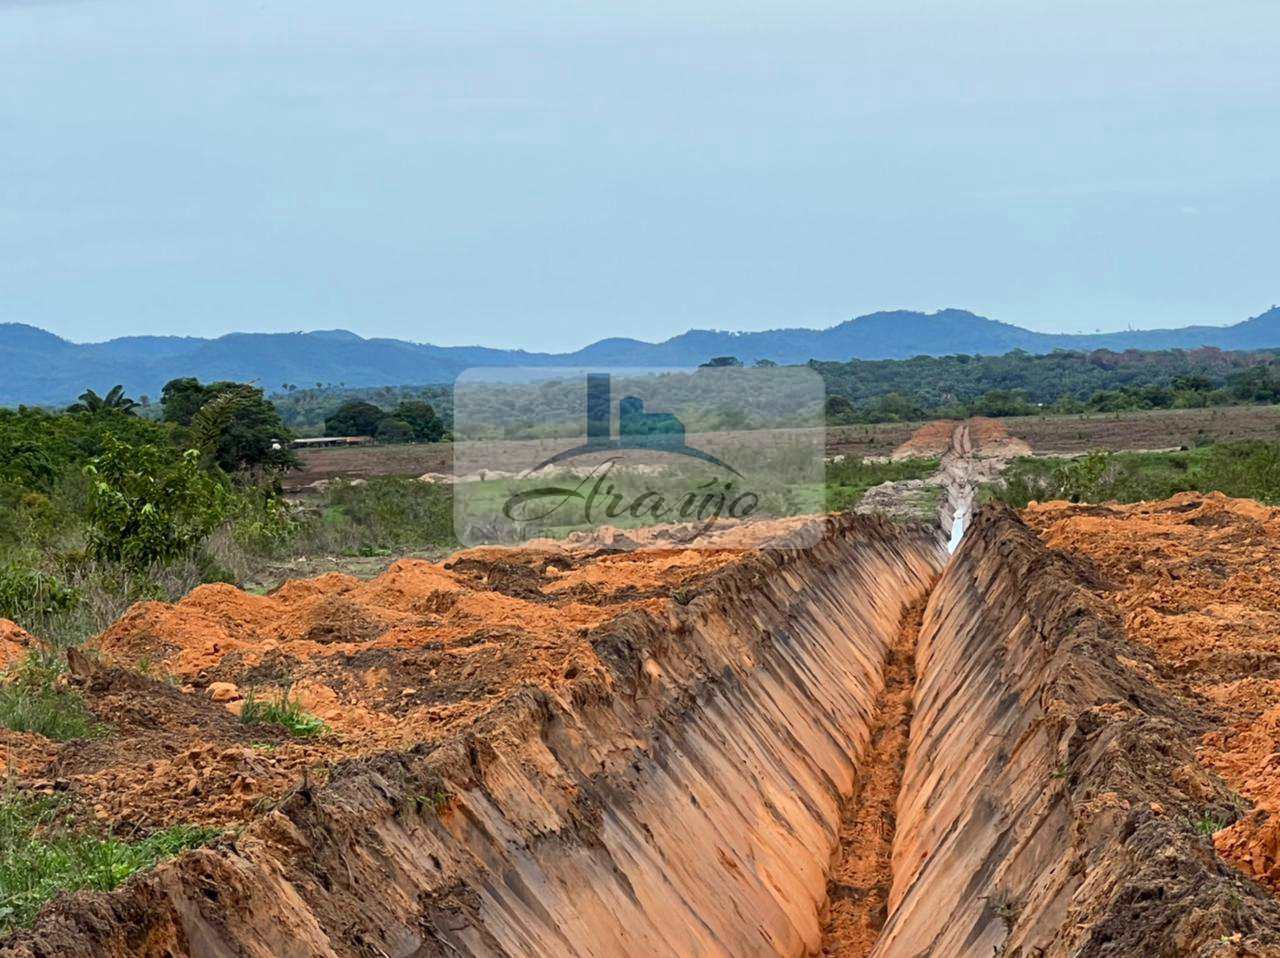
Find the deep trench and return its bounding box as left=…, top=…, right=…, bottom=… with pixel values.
left=819, top=594, right=927, bottom=956
left=14, top=506, right=1280, bottom=957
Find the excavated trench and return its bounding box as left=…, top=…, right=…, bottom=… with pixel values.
left=10, top=506, right=1280, bottom=956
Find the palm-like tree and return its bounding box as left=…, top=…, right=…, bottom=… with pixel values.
left=67, top=385, right=139, bottom=415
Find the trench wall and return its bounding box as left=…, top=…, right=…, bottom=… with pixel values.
left=874, top=504, right=1280, bottom=957
left=2, top=516, right=943, bottom=958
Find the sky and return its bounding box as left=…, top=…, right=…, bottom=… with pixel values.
left=1, top=0, right=1277, bottom=351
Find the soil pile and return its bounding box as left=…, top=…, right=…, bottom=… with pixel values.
left=891, top=416, right=1031, bottom=461
left=1024, top=493, right=1280, bottom=899
left=2, top=544, right=741, bottom=833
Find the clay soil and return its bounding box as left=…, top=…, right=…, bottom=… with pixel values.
left=0, top=541, right=744, bottom=833
left=1023, top=493, right=1280, bottom=897
left=820, top=595, right=926, bottom=956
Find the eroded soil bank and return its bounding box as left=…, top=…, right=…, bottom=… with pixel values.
left=1, top=516, right=943, bottom=957
left=875, top=502, right=1280, bottom=957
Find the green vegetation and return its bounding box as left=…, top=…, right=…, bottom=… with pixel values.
left=323, top=398, right=446, bottom=442
left=66, top=385, right=139, bottom=417
left=84, top=439, right=229, bottom=569
left=815, top=348, right=1280, bottom=424
left=1193, top=813, right=1229, bottom=838
left=239, top=687, right=326, bottom=738
left=269, top=384, right=453, bottom=437
left=0, top=652, right=101, bottom=742
left=304, top=477, right=454, bottom=555
left=0, top=790, right=218, bottom=934
left=985, top=441, right=1280, bottom=508
left=826, top=457, right=939, bottom=511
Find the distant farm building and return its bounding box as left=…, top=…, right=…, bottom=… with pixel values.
left=289, top=436, right=375, bottom=449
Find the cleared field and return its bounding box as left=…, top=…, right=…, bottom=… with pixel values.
left=286, top=404, right=1280, bottom=492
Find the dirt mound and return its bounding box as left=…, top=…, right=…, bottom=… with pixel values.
left=6, top=542, right=770, bottom=837
left=891, top=420, right=955, bottom=459
left=1024, top=492, right=1280, bottom=899
left=963, top=415, right=1032, bottom=457
left=891, top=417, right=1031, bottom=461
left=0, top=619, right=32, bottom=668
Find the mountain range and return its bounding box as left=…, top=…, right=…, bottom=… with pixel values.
left=3, top=306, right=1280, bottom=407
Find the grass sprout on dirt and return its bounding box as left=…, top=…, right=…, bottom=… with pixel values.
left=0, top=651, right=102, bottom=741
left=239, top=686, right=326, bottom=738
left=0, top=790, right=219, bottom=935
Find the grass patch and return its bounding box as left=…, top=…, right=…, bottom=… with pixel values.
left=1193, top=813, right=1229, bottom=838
left=239, top=686, right=326, bottom=738
left=0, top=652, right=102, bottom=741
left=0, top=790, right=218, bottom=934
left=985, top=441, right=1280, bottom=508
left=825, top=456, right=939, bottom=511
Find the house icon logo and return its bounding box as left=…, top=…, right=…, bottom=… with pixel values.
left=529, top=373, right=742, bottom=476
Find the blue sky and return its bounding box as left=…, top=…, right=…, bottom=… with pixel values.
left=2, top=0, right=1277, bottom=351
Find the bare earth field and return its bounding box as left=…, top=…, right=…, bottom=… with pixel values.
left=285, top=404, right=1280, bottom=491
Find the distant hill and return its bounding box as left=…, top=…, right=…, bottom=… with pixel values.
left=3, top=306, right=1280, bottom=406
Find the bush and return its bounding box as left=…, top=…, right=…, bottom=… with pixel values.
left=84, top=438, right=228, bottom=569
left=0, top=790, right=218, bottom=934
left=825, top=456, right=939, bottom=511
left=226, top=488, right=299, bottom=555
left=295, top=478, right=454, bottom=554
left=0, top=565, right=78, bottom=625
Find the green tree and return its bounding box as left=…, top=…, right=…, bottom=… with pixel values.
left=700, top=356, right=743, bottom=368
left=190, top=385, right=296, bottom=477
left=324, top=401, right=386, bottom=437
left=375, top=418, right=414, bottom=443
left=160, top=377, right=212, bottom=426
left=825, top=395, right=855, bottom=422
left=391, top=400, right=444, bottom=442
left=67, top=385, right=138, bottom=416
left=84, top=437, right=228, bottom=568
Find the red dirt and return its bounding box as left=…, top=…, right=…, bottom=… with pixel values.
left=0, top=619, right=31, bottom=669
left=820, top=595, right=925, bottom=956
left=1023, top=493, right=1280, bottom=895
left=891, top=417, right=1031, bottom=460
left=0, top=544, right=744, bottom=834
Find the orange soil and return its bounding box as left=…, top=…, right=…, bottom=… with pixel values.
left=1, top=544, right=739, bottom=832
left=0, top=619, right=31, bottom=669
left=821, top=596, right=924, bottom=956
left=892, top=416, right=1031, bottom=460
left=1023, top=493, right=1280, bottom=893
left=892, top=420, right=955, bottom=459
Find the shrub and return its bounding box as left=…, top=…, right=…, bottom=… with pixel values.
left=295, top=478, right=454, bottom=554
left=227, top=487, right=298, bottom=555
left=0, top=565, right=78, bottom=625
left=84, top=438, right=228, bottom=569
